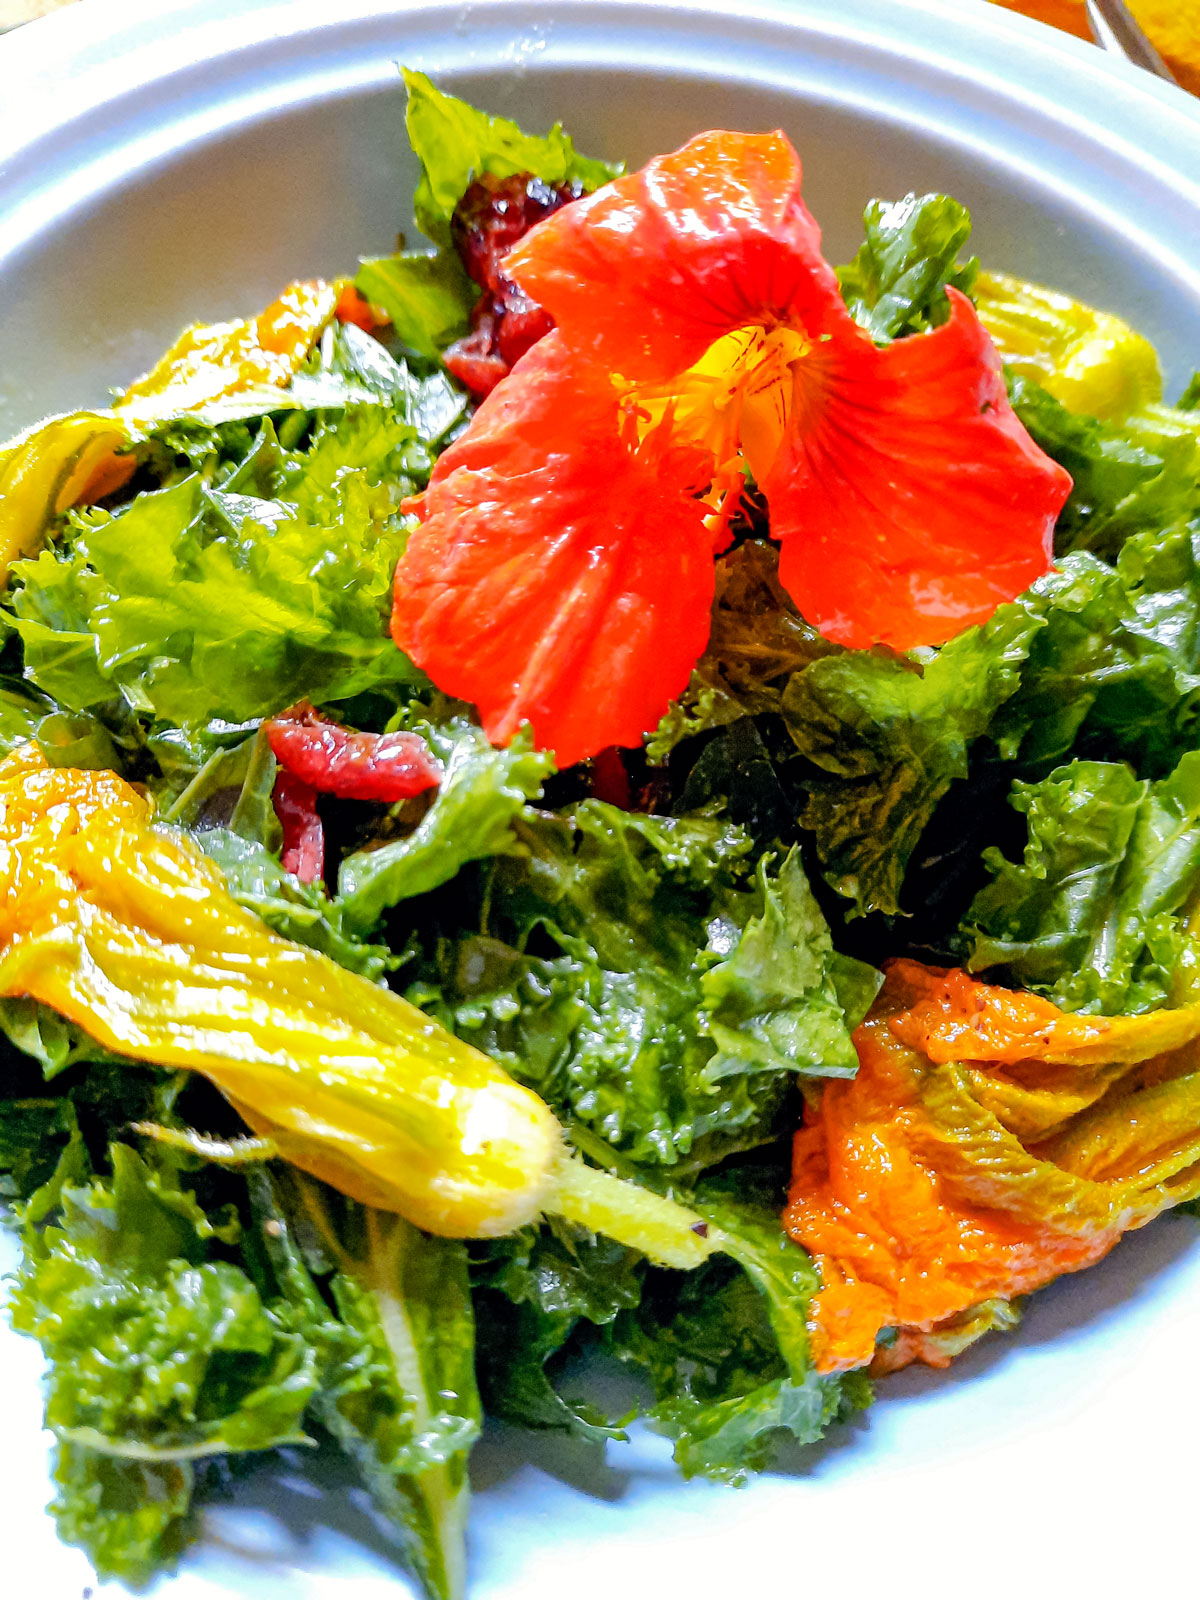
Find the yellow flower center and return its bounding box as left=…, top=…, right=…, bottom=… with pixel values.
left=622, top=322, right=812, bottom=491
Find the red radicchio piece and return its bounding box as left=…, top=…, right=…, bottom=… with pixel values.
left=443, top=171, right=584, bottom=398
left=273, top=771, right=325, bottom=883
left=589, top=746, right=632, bottom=810
left=265, top=702, right=442, bottom=803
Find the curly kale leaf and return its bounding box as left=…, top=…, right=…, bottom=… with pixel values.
left=2, top=341, right=458, bottom=732
left=965, top=749, right=1200, bottom=1014
left=251, top=1168, right=480, bottom=1600
left=337, top=714, right=555, bottom=934
left=839, top=192, right=979, bottom=343
left=9, top=1143, right=317, bottom=1587
left=411, top=805, right=872, bottom=1166
left=648, top=540, right=837, bottom=762
left=782, top=595, right=1044, bottom=918
left=611, top=1193, right=870, bottom=1482
left=472, top=1221, right=643, bottom=1443
left=1011, top=376, right=1200, bottom=562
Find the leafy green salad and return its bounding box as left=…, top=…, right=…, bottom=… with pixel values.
left=3, top=71, right=1200, bottom=1600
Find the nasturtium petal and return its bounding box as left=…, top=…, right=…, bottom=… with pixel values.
left=398, top=129, right=1072, bottom=759
left=505, top=129, right=842, bottom=384
left=767, top=289, right=1071, bottom=647
left=391, top=334, right=715, bottom=766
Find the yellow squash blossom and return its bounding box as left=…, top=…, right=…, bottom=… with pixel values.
left=0, top=280, right=338, bottom=580
left=116, top=279, right=340, bottom=421
left=0, top=746, right=713, bottom=1265
left=974, top=269, right=1162, bottom=421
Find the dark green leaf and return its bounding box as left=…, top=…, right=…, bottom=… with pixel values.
left=401, top=67, right=619, bottom=250
left=411, top=806, right=867, bottom=1167
left=9, top=1145, right=317, bottom=1587
left=251, top=1168, right=480, bottom=1600
left=0, top=1096, right=78, bottom=1203
left=783, top=595, right=1044, bottom=917
left=1011, top=376, right=1200, bottom=562
left=674, top=716, right=794, bottom=847
left=355, top=70, right=619, bottom=359
left=0, top=997, right=119, bottom=1080
left=473, top=1222, right=642, bottom=1443
left=611, top=1194, right=869, bottom=1482
left=0, top=676, right=53, bottom=755
left=647, top=539, right=835, bottom=762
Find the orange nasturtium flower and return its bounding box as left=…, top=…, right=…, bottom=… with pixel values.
left=785, top=960, right=1200, bottom=1376
left=391, top=130, right=1073, bottom=767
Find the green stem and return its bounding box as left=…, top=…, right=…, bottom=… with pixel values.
left=549, top=1155, right=721, bottom=1270
left=362, top=1209, right=469, bottom=1600
left=58, top=1426, right=312, bottom=1463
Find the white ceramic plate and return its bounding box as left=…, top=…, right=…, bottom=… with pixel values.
left=3, top=2, right=1200, bottom=1595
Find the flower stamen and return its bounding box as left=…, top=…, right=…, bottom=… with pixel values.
left=617, top=322, right=813, bottom=539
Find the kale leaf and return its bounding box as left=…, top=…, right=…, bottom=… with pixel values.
left=200, top=829, right=395, bottom=979
left=782, top=594, right=1043, bottom=918
left=672, top=524, right=1200, bottom=934
left=2, top=343, right=459, bottom=732
left=155, top=720, right=395, bottom=979
left=611, top=1193, right=870, bottom=1482
left=648, top=538, right=837, bottom=762
left=472, top=1220, right=642, bottom=1443
left=411, top=803, right=874, bottom=1166
left=987, top=525, right=1200, bottom=777
left=6, top=468, right=415, bottom=726
left=1011, top=376, right=1200, bottom=562
left=337, top=713, right=555, bottom=934
left=965, top=749, right=1200, bottom=1013
left=251, top=1168, right=480, bottom=1600
left=838, top=192, right=979, bottom=343
left=9, top=1143, right=317, bottom=1588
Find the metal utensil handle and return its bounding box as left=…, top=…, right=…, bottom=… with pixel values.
left=1086, top=0, right=1178, bottom=85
